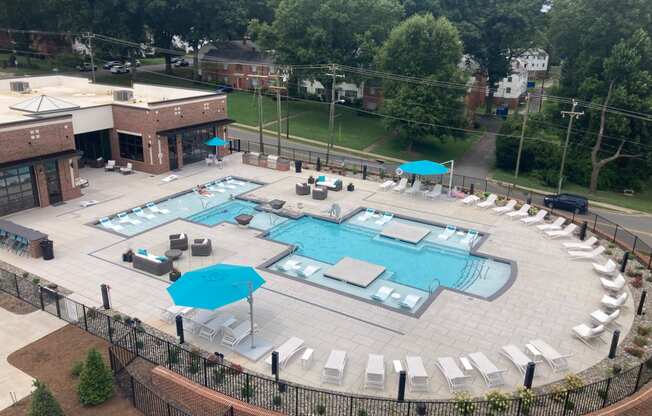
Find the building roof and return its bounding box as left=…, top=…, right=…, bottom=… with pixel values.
left=202, top=40, right=273, bottom=65
left=10, top=94, right=80, bottom=114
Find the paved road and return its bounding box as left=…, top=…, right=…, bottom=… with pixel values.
left=455, top=116, right=502, bottom=178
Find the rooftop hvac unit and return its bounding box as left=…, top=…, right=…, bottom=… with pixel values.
left=10, top=81, right=31, bottom=93
left=113, top=90, right=134, bottom=102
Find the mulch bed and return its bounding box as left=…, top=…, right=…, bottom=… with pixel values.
left=0, top=325, right=141, bottom=416
left=0, top=291, right=37, bottom=315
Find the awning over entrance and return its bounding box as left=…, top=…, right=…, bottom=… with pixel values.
left=0, top=149, right=81, bottom=171
left=156, top=118, right=235, bottom=135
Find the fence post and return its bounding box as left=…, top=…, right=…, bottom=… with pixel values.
left=613, top=225, right=619, bottom=242
left=14, top=274, right=20, bottom=298
left=107, top=315, right=113, bottom=343
left=562, top=390, right=571, bottom=416
left=484, top=179, right=488, bottom=193
left=295, top=385, right=299, bottom=416
left=603, top=377, right=612, bottom=407
left=133, top=327, right=139, bottom=355
left=167, top=403, right=172, bottom=416
left=349, top=396, right=353, bottom=416
left=82, top=304, right=88, bottom=332
left=516, top=398, right=522, bottom=416
left=167, top=342, right=172, bottom=370
left=634, top=363, right=645, bottom=392
left=38, top=286, right=44, bottom=310
left=633, top=236, right=638, bottom=253
left=593, top=215, right=598, bottom=232
left=130, top=375, right=136, bottom=405
left=245, top=373, right=251, bottom=403
left=203, top=358, right=208, bottom=387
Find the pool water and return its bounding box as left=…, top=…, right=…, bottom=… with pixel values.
left=188, top=200, right=288, bottom=230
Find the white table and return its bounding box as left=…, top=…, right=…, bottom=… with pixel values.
left=392, top=360, right=403, bottom=374
left=459, top=356, right=474, bottom=372
left=390, top=293, right=402, bottom=300
left=301, top=348, right=314, bottom=369
left=525, top=344, right=543, bottom=363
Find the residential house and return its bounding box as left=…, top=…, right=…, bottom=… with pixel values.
left=198, top=40, right=276, bottom=90
left=520, top=49, right=549, bottom=79
left=464, top=57, right=529, bottom=111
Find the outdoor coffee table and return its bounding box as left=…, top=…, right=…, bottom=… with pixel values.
left=269, top=199, right=286, bottom=210
left=164, top=249, right=183, bottom=262
left=235, top=214, right=254, bottom=226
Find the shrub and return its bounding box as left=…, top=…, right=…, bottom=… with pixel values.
left=564, top=374, right=584, bottom=390
left=485, top=391, right=510, bottom=414
left=32, top=278, right=41, bottom=285
left=551, top=384, right=567, bottom=402
left=71, top=360, right=84, bottom=377
left=633, top=336, right=648, bottom=348
left=631, top=277, right=643, bottom=288
left=611, top=364, right=622, bottom=375
left=112, top=314, right=122, bottom=322
left=213, top=368, right=226, bottom=385
left=272, top=395, right=282, bottom=407
left=29, top=380, right=63, bottom=416
left=315, top=404, right=326, bottom=415
left=167, top=346, right=180, bottom=365
left=638, top=326, right=652, bottom=337
left=357, top=410, right=368, bottom=416
left=240, top=382, right=254, bottom=399
left=453, top=391, right=476, bottom=415
left=604, top=249, right=614, bottom=256
left=77, top=348, right=114, bottom=405
left=229, top=364, right=243, bottom=374
left=515, top=387, right=535, bottom=415
left=624, top=346, right=645, bottom=358
left=188, top=350, right=201, bottom=374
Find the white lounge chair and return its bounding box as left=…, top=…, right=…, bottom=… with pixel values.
left=197, top=315, right=237, bottom=342
left=400, top=294, right=421, bottom=310
left=405, top=179, right=422, bottom=197
left=462, top=194, right=480, bottom=205
left=477, top=194, right=498, bottom=208
left=160, top=305, right=193, bottom=324
left=493, top=200, right=517, bottom=215
left=359, top=208, right=376, bottom=222
left=120, top=162, right=133, bottom=174
left=601, top=292, right=628, bottom=310
left=406, top=356, right=429, bottom=391
left=501, top=345, right=532, bottom=376
left=183, top=309, right=218, bottom=334
left=146, top=202, right=170, bottom=215
left=379, top=180, right=396, bottom=191
left=537, top=217, right=565, bottom=231
left=600, top=274, right=626, bottom=292
left=265, top=337, right=306, bottom=368
left=506, top=204, right=531, bottom=219
left=298, top=265, right=320, bottom=277
left=438, top=225, right=456, bottom=240
left=133, top=207, right=155, bottom=220
left=80, top=200, right=98, bottom=208
left=424, top=184, right=443, bottom=199
left=591, top=309, right=620, bottom=327
left=529, top=339, right=572, bottom=372
left=521, top=209, right=548, bottom=225
left=593, top=259, right=618, bottom=276
left=364, top=354, right=385, bottom=390
left=468, top=352, right=507, bottom=388
left=568, top=246, right=605, bottom=260
left=563, top=236, right=598, bottom=250
left=105, top=160, right=116, bottom=171
left=392, top=178, right=408, bottom=193
left=322, top=350, right=347, bottom=385
left=161, top=174, right=179, bottom=182
left=221, top=320, right=257, bottom=349
left=279, top=259, right=301, bottom=272
left=371, top=286, right=394, bottom=302
left=99, top=217, right=124, bottom=232
left=435, top=357, right=471, bottom=391
left=117, top=212, right=141, bottom=225
left=375, top=212, right=393, bottom=226
left=545, top=223, right=578, bottom=239
left=572, top=324, right=606, bottom=346
left=460, top=230, right=478, bottom=247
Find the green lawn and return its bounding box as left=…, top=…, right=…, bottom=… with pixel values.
left=372, top=134, right=482, bottom=163
left=227, top=91, right=279, bottom=125
left=140, top=57, right=166, bottom=65
left=492, top=168, right=652, bottom=213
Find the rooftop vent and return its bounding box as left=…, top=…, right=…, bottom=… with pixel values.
left=113, top=90, right=133, bottom=102
left=10, top=81, right=30, bottom=93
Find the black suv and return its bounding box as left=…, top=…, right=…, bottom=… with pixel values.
left=543, top=193, right=589, bottom=214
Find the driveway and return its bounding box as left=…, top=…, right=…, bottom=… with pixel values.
left=454, top=116, right=503, bottom=178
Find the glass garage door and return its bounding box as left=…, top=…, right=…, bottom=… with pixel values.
left=0, top=166, right=39, bottom=216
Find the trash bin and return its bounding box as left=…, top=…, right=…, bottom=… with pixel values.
left=295, top=160, right=302, bottom=173
left=40, top=239, right=54, bottom=260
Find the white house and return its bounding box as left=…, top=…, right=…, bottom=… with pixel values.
left=520, top=49, right=549, bottom=77
left=492, top=58, right=529, bottom=105
left=299, top=80, right=364, bottom=101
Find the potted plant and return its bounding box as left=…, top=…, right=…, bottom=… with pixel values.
left=169, top=267, right=181, bottom=282
left=308, top=175, right=315, bottom=184
left=347, top=182, right=355, bottom=191
left=122, top=249, right=134, bottom=262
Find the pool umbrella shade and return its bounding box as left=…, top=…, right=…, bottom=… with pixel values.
left=397, top=160, right=449, bottom=176
left=205, top=136, right=229, bottom=156
left=167, top=263, right=265, bottom=348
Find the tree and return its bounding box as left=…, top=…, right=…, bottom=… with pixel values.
left=29, top=380, right=64, bottom=416
left=145, top=0, right=186, bottom=74
left=77, top=348, right=114, bottom=406
left=439, top=0, right=543, bottom=113
left=376, top=14, right=465, bottom=152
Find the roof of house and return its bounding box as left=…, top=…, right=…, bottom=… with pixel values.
left=202, top=40, right=273, bottom=65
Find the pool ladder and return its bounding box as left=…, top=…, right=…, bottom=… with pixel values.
left=428, top=278, right=442, bottom=294
left=455, top=258, right=487, bottom=291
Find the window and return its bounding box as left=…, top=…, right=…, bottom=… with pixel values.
left=251, top=78, right=259, bottom=88
left=369, top=87, right=377, bottom=95
left=506, top=87, right=512, bottom=94
left=223, top=76, right=229, bottom=84
left=507, top=76, right=513, bottom=82
left=118, top=133, right=144, bottom=162
left=223, top=63, right=229, bottom=70
left=251, top=65, right=257, bottom=72
left=344, top=90, right=357, bottom=98
left=315, top=88, right=324, bottom=95
left=0, top=166, right=37, bottom=216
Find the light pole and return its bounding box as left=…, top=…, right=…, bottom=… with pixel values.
left=514, top=93, right=531, bottom=179
left=325, top=64, right=345, bottom=164
left=557, top=99, right=583, bottom=194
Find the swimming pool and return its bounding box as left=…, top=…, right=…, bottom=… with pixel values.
left=188, top=200, right=288, bottom=230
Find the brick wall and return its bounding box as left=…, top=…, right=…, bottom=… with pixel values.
left=57, top=157, right=82, bottom=201
left=0, top=118, right=74, bottom=164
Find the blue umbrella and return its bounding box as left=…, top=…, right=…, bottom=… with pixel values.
left=167, top=263, right=265, bottom=348
left=205, top=136, right=229, bottom=147
left=397, top=160, right=449, bottom=176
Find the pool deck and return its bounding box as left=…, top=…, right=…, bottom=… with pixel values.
left=0, top=153, right=634, bottom=400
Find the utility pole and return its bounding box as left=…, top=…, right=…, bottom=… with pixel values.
left=269, top=71, right=287, bottom=156
left=84, top=32, right=96, bottom=83
left=557, top=99, right=584, bottom=193
left=325, top=64, right=345, bottom=163
left=247, top=73, right=278, bottom=154
left=514, top=93, right=531, bottom=179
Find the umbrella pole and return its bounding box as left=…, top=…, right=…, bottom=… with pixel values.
left=248, top=282, right=255, bottom=349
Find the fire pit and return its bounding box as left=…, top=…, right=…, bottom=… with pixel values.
left=234, top=214, right=254, bottom=226
left=269, top=199, right=286, bottom=210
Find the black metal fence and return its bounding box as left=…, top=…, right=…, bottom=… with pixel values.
left=1, top=268, right=651, bottom=416
left=238, top=138, right=652, bottom=270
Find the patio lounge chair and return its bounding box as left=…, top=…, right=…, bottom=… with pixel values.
left=183, top=309, right=218, bottom=334
left=406, top=356, right=429, bottom=391
left=191, top=238, right=212, bottom=256
left=438, top=225, right=456, bottom=240
left=322, top=350, right=347, bottom=385
left=435, top=357, right=471, bottom=391
left=400, top=294, right=421, bottom=310
left=312, top=187, right=328, bottom=200
left=221, top=320, right=258, bottom=349
left=591, top=309, right=620, bottom=327
left=169, top=233, right=188, bottom=250
left=99, top=217, right=124, bottom=232
left=521, top=209, right=548, bottom=225
left=405, top=179, right=422, bottom=197
left=297, top=265, right=320, bottom=278
left=120, top=162, right=133, bottom=175
left=593, top=259, right=617, bottom=276
left=468, top=352, right=508, bottom=388
left=161, top=174, right=179, bottom=182
left=117, top=212, right=141, bottom=225
left=601, top=292, right=628, bottom=310
left=295, top=183, right=310, bottom=196
left=460, top=229, right=478, bottom=247
left=266, top=337, right=306, bottom=368
left=424, top=184, right=443, bottom=199
left=545, top=223, right=577, bottom=239
left=197, top=314, right=237, bottom=342
left=563, top=236, right=598, bottom=250
left=477, top=194, right=498, bottom=208
left=371, top=286, right=394, bottom=302
left=146, top=202, right=170, bottom=215
left=133, top=207, right=155, bottom=220
left=601, top=274, right=626, bottom=292
left=364, top=354, right=385, bottom=390
left=279, top=259, right=301, bottom=272
left=104, top=160, right=116, bottom=171
left=506, top=204, right=531, bottom=219
left=461, top=194, right=480, bottom=205
left=379, top=180, right=396, bottom=191
left=529, top=339, right=572, bottom=372
left=492, top=200, right=517, bottom=215
left=572, top=324, right=606, bottom=346
left=537, top=217, right=566, bottom=231
left=359, top=208, right=376, bottom=222
left=501, top=345, right=532, bottom=376
left=375, top=212, right=393, bottom=226
left=392, top=178, right=408, bottom=193
left=160, top=305, right=193, bottom=324
left=568, top=246, right=605, bottom=260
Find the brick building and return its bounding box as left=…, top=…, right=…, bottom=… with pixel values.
left=0, top=75, right=232, bottom=216
left=198, top=40, right=276, bottom=90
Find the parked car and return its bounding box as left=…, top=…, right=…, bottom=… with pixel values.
left=543, top=193, right=589, bottom=214
left=124, top=60, right=141, bottom=68
left=102, top=60, right=122, bottom=70
left=170, top=56, right=183, bottom=64
left=110, top=65, right=130, bottom=74
left=173, top=58, right=189, bottom=67
left=76, top=63, right=97, bottom=72
left=215, top=84, right=233, bottom=94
